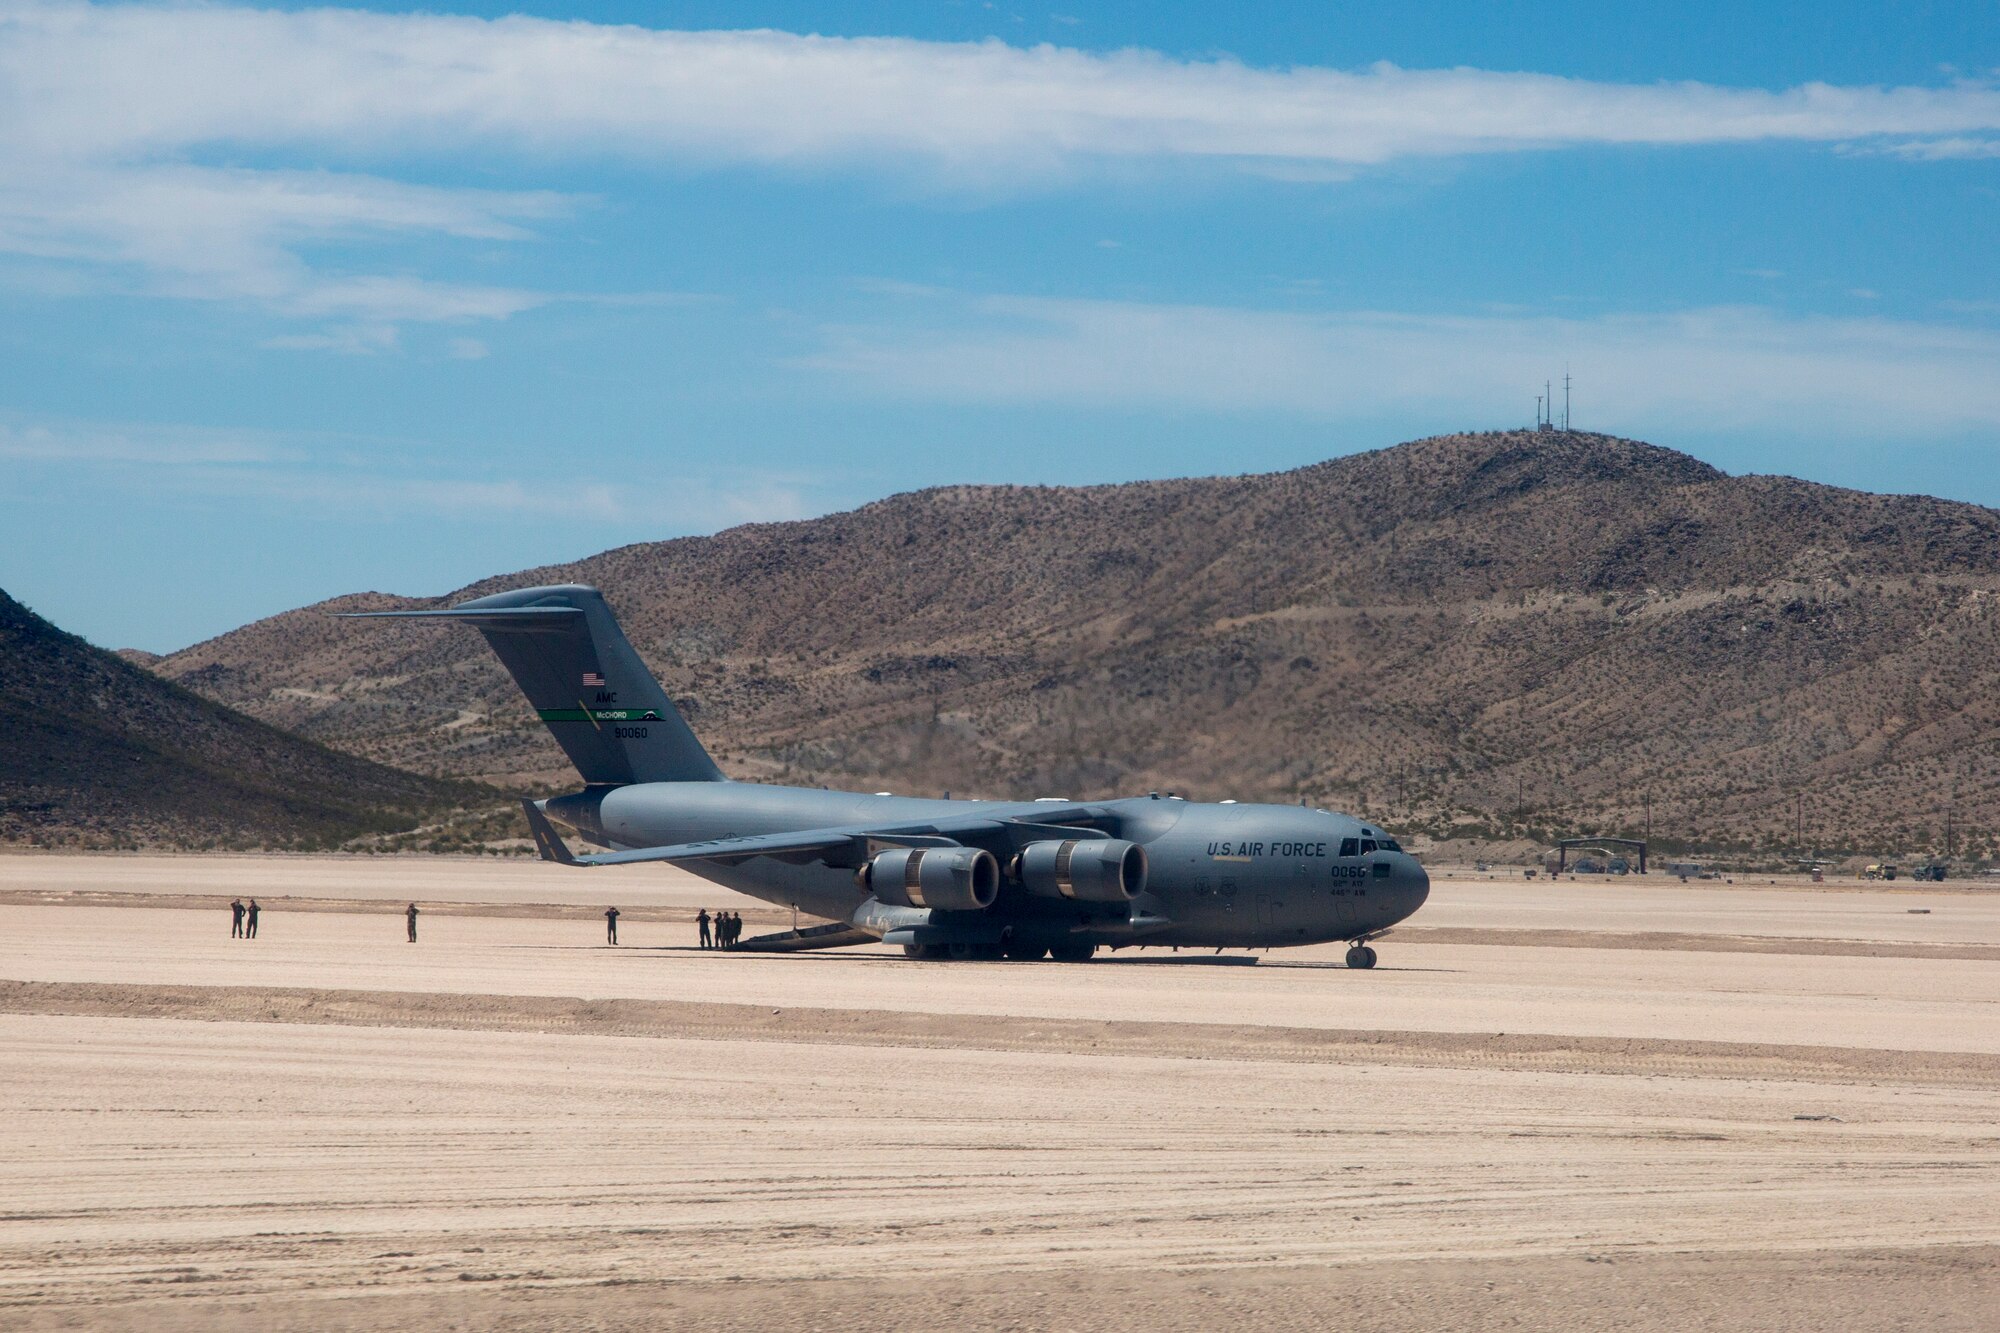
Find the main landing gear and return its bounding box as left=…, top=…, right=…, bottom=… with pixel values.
left=1344, top=945, right=1378, bottom=969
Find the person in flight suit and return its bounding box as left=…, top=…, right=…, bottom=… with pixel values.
left=605, top=906, right=620, bottom=946
left=697, top=908, right=712, bottom=950
left=230, top=898, right=245, bottom=938
left=406, top=902, right=419, bottom=943
left=245, top=899, right=260, bottom=939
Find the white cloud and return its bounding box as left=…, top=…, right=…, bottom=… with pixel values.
left=1872, top=136, right=2000, bottom=160
left=0, top=161, right=562, bottom=324
left=6, top=4, right=1999, bottom=171
left=287, top=475, right=631, bottom=522
left=0, top=409, right=819, bottom=527
left=800, top=295, right=2000, bottom=437
left=0, top=418, right=298, bottom=464
left=1, top=4, right=1995, bottom=343
left=176, top=468, right=818, bottom=528
left=260, top=324, right=399, bottom=355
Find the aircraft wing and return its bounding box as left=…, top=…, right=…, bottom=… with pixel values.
left=522, top=802, right=1111, bottom=869
left=578, top=823, right=977, bottom=869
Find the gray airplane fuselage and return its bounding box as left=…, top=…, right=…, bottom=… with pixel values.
left=348, top=581, right=1430, bottom=958
left=546, top=781, right=1430, bottom=951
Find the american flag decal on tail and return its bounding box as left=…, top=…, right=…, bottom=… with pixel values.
left=582, top=671, right=605, bottom=687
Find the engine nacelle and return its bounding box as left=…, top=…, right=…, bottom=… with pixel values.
left=1014, top=838, right=1146, bottom=903
left=857, top=846, right=999, bottom=911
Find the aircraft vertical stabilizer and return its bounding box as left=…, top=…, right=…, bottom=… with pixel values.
left=342, top=584, right=723, bottom=786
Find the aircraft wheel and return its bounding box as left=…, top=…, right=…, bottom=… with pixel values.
left=1004, top=942, right=1049, bottom=962
left=1049, top=942, right=1096, bottom=963
left=904, top=942, right=943, bottom=960
left=947, top=941, right=980, bottom=961
left=1345, top=945, right=1378, bottom=970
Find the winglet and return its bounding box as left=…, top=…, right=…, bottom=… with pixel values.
left=520, top=798, right=581, bottom=866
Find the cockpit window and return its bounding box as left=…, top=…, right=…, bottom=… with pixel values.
left=1358, top=838, right=1377, bottom=854
left=1338, top=838, right=1359, bottom=858
left=1379, top=838, right=1402, bottom=852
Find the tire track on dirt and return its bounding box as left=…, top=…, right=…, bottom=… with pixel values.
left=6, top=979, right=1998, bottom=1087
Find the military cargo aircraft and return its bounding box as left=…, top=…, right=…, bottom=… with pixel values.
left=350, top=584, right=1429, bottom=965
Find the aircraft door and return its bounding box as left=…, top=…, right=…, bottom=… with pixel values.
left=1332, top=886, right=1360, bottom=928
left=1254, top=893, right=1282, bottom=943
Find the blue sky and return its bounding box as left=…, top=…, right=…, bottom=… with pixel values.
left=1, top=2, right=1997, bottom=650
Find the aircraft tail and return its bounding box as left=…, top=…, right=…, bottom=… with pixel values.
left=344, top=584, right=723, bottom=786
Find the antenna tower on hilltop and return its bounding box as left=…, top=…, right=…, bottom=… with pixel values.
left=1534, top=375, right=1574, bottom=433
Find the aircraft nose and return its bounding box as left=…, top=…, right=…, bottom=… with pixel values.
left=1390, top=855, right=1430, bottom=923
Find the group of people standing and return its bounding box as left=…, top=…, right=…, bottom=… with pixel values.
left=234, top=897, right=741, bottom=950
left=696, top=908, right=742, bottom=949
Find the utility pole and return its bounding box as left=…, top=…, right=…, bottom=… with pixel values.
left=1563, top=370, right=1572, bottom=431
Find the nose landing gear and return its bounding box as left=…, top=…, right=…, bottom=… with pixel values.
left=1344, top=930, right=1389, bottom=969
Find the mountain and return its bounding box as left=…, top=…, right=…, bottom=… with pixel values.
left=0, top=588, right=485, bottom=850
left=150, top=431, right=2000, bottom=859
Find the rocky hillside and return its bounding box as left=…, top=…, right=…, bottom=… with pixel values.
left=0, top=588, right=486, bottom=849
left=153, top=431, right=2000, bottom=858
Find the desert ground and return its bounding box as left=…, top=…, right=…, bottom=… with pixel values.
left=3, top=854, right=1999, bottom=1330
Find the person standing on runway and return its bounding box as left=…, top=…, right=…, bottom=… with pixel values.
left=245, top=899, right=260, bottom=939
left=406, top=902, right=419, bottom=943
left=697, top=907, right=712, bottom=949
left=605, top=905, right=620, bottom=945
left=230, top=898, right=245, bottom=938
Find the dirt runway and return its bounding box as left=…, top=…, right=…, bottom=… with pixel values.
left=3, top=853, right=1999, bottom=1330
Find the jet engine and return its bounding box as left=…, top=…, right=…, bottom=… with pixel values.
left=1013, top=838, right=1146, bottom=903
left=858, top=846, right=999, bottom=911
